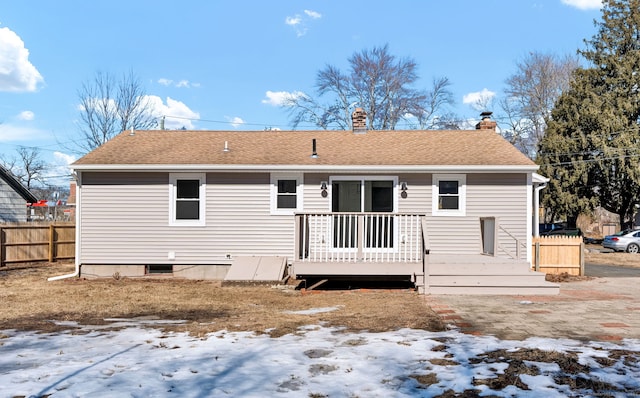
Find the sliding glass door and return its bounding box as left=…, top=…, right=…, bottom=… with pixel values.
left=331, top=178, right=396, bottom=250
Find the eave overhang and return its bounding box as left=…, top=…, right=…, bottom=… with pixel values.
left=71, top=164, right=539, bottom=173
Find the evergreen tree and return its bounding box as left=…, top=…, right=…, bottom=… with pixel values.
left=538, top=0, right=640, bottom=227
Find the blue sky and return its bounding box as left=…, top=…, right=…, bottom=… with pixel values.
left=1, top=0, right=602, bottom=185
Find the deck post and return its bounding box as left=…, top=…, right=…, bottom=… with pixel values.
left=357, top=214, right=363, bottom=260
left=294, top=214, right=301, bottom=260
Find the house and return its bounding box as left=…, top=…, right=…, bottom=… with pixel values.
left=67, top=110, right=558, bottom=294
left=0, top=165, right=38, bottom=223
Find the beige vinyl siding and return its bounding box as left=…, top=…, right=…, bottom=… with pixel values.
left=301, top=172, right=528, bottom=257
left=396, top=173, right=430, bottom=213
left=80, top=172, right=171, bottom=263
left=79, top=172, right=296, bottom=265
left=78, top=171, right=530, bottom=265
left=467, top=173, right=528, bottom=258
left=303, top=173, right=331, bottom=212
left=208, top=173, right=295, bottom=259
left=424, top=173, right=528, bottom=256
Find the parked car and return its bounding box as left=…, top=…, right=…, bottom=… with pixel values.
left=583, top=236, right=604, bottom=244
left=602, top=229, right=640, bottom=253
left=541, top=228, right=582, bottom=237
left=538, top=223, right=564, bottom=235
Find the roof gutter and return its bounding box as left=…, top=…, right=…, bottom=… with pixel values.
left=533, top=173, right=550, bottom=237
left=71, top=164, right=540, bottom=173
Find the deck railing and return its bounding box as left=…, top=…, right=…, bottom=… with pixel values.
left=295, top=213, right=425, bottom=263
left=498, top=225, right=526, bottom=260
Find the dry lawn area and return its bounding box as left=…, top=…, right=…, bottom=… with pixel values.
left=0, top=262, right=443, bottom=337
left=584, top=245, right=640, bottom=267
left=1, top=248, right=634, bottom=337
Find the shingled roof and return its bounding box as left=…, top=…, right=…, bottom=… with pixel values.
left=0, top=165, right=38, bottom=203
left=72, top=129, right=536, bottom=171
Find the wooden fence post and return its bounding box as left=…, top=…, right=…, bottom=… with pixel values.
left=535, top=241, right=540, bottom=272
left=580, top=241, right=585, bottom=276
left=48, top=224, right=55, bottom=262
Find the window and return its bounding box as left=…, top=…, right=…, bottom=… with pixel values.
left=170, top=173, right=205, bottom=225
left=176, top=179, right=200, bottom=219
left=277, top=180, right=297, bottom=209
left=438, top=180, right=459, bottom=210
left=270, top=173, right=302, bottom=214
left=432, top=174, right=466, bottom=216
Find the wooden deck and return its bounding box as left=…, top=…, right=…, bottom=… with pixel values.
left=292, top=254, right=559, bottom=295
left=292, top=260, right=423, bottom=280
left=292, top=212, right=558, bottom=295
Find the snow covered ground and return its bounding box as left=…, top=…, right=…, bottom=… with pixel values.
left=2, top=317, right=640, bottom=397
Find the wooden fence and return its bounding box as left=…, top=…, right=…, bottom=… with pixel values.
left=532, top=236, right=584, bottom=276
left=0, top=223, right=75, bottom=266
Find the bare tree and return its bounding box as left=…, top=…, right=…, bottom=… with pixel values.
left=498, top=52, right=580, bottom=158
left=1, top=146, right=47, bottom=189
left=286, top=45, right=455, bottom=130
left=75, top=70, right=157, bottom=153
left=414, top=77, right=455, bottom=129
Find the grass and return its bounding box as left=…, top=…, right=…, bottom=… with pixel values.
left=583, top=245, right=640, bottom=267
left=0, top=262, right=444, bottom=337
left=1, top=248, right=635, bottom=336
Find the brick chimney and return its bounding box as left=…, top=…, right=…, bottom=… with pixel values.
left=475, top=111, right=497, bottom=131
left=352, top=107, right=367, bottom=133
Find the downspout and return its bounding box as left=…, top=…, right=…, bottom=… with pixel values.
left=48, top=171, right=81, bottom=281
left=533, top=182, right=547, bottom=238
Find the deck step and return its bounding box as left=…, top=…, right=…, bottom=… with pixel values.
left=426, top=284, right=559, bottom=295
left=428, top=273, right=548, bottom=286
left=425, top=257, right=559, bottom=295
left=427, top=261, right=533, bottom=275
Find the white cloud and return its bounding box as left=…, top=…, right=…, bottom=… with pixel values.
left=53, top=151, right=76, bottom=166
left=157, top=78, right=200, bottom=88
left=262, top=90, right=305, bottom=106
left=463, top=88, right=496, bottom=111
left=285, top=9, right=321, bottom=37
left=145, top=95, right=200, bottom=130
left=76, top=97, right=118, bottom=115
left=0, top=27, right=44, bottom=92
left=285, top=16, right=302, bottom=26
left=0, top=124, right=48, bottom=142
left=40, top=151, right=77, bottom=186
left=17, top=110, right=34, bottom=121
left=226, top=116, right=245, bottom=128
left=304, top=10, right=322, bottom=19
left=560, top=0, right=602, bottom=10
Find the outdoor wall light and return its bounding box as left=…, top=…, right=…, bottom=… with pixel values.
left=400, top=182, right=408, bottom=198
left=320, top=181, right=328, bottom=197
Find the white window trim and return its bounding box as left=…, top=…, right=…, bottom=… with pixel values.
left=169, top=173, right=206, bottom=226
left=270, top=173, right=303, bottom=215
left=432, top=174, right=466, bottom=217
